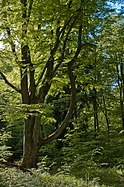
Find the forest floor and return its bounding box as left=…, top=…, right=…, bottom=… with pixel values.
left=0, top=164, right=124, bottom=187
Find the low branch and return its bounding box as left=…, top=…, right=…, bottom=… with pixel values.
left=0, top=71, right=21, bottom=93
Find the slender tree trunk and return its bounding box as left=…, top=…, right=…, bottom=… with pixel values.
left=117, top=62, right=124, bottom=128
left=103, top=95, right=110, bottom=135
left=92, top=88, right=99, bottom=133
left=120, top=63, right=124, bottom=128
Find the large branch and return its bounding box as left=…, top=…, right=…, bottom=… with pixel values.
left=53, top=15, right=80, bottom=76
left=0, top=71, right=21, bottom=93
left=36, top=13, right=81, bottom=90
left=53, top=20, right=83, bottom=78
left=38, top=61, right=76, bottom=147
left=20, top=0, right=32, bottom=104
left=38, top=24, right=83, bottom=147
left=25, top=45, right=36, bottom=103
left=37, top=17, right=80, bottom=102
left=36, top=15, right=75, bottom=87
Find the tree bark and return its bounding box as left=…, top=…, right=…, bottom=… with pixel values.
left=21, top=116, right=41, bottom=168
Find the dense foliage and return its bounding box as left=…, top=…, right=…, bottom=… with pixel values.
left=0, top=0, right=124, bottom=186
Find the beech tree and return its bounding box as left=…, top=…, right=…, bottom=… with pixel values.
left=0, top=0, right=115, bottom=168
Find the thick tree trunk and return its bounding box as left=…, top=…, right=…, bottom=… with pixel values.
left=21, top=116, right=41, bottom=169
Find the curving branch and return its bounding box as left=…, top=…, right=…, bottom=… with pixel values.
left=38, top=60, right=76, bottom=147
left=0, top=71, right=21, bottom=93
left=38, top=24, right=83, bottom=147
